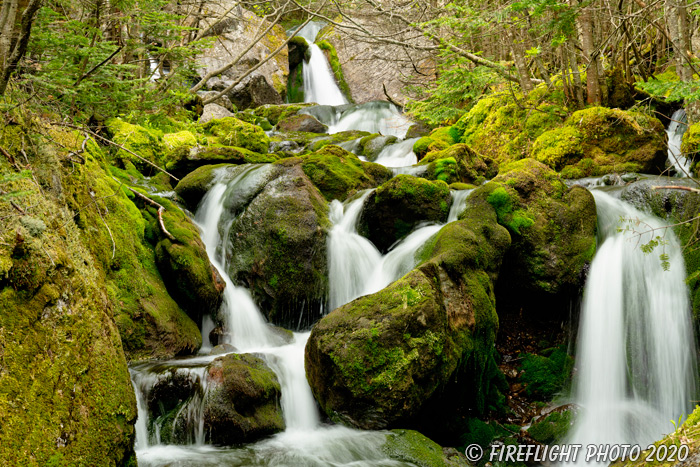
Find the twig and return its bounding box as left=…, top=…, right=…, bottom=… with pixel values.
left=382, top=83, right=403, bottom=110
left=114, top=178, right=176, bottom=241
left=10, top=201, right=25, bottom=215
left=0, top=145, right=17, bottom=167
left=89, top=190, right=116, bottom=260
left=74, top=46, right=123, bottom=87
left=49, top=121, right=179, bottom=181
left=653, top=185, right=700, bottom=194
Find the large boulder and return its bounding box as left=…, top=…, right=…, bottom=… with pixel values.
left=165, top=145, right=278, bottom=179
left=531, top=107, right=667, bottom=178
left=358, top=134, right=398, bottom=161
left=300, top=145, right=392, bottom=201
left=419, top=143, right=498, bottom=185
left=306, top=189, right=511, bottom=432
left=200, top=117, right=270, bottom=154
left=487, top=159, right=597, bottom=315
left=199, top=103, right=235, bottom=123
left=227, top=73, right=284, bottom=110
left=225, top=162, right=330, bottom=328
left=174, top=163, right=233, bottom=211
left=203, top=353, right=284, bottom=445
left=358, top=175, right=451, bottom=253
left=276, top=114, right=328, bottom=133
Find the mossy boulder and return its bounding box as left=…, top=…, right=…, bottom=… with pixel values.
left=526, top=408, right=574, bottom=445
left=307, top=130, right=371, bottom=152
left=300, top=145, right=392, bottom=201
left=250, top=103, right=314, bottom=125
left=487, top=159, right=597, bottom=315
left=165, top=145, right=278, bottom=179
left=358, top=175, right=451, bottom=253
left=276, top=113, right=328, bottom=133
left=225, top=163, right=330, bottom=328
left=451, top=88, right=567, bottom=163
left=174, top=163, right=232, bottom=211
left=106, top=117, right=165, bottom=173
left=305, top=188, right=511, bottom=431
left=203, top=353, right=284, bottom=445
left=531, top=107, right=667, bottom=178
left=359, top=134, right=398, bottom=161
left=163, top=130, right=198, bottom=152
left=200, top=117, right=270, bottom=153
left=413, top=127, right=459, bottom=160
left=0, top=137, right=137, bottom=464
left=681, top=122, right=700, bottom=176
left=382, top=429, right=470, bottom=467
left=234, top=110, right=273, bottom=131
left=153, top=197, right=226, bottom=325
left=419, top=143, right=498, bottom=185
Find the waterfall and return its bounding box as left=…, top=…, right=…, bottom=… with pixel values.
left=372, top=138, right=419, bottom=167
left=327, top=189, right=472, bottom=310
left=667, top=109, right=690, bottom=176
left=565, top=191, right=697, bottom=465
left=297, top=23, right=347, bottom=106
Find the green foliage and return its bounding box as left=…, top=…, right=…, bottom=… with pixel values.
left=519, top=346, right=574, bottom=400
left=527, top=410, right=573, bottom=444
left=0, top=170, right=32, bottom=201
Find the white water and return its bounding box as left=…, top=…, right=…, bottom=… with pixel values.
left=327, top=189, right=472, bottom=310
left=564, top=191, right=697, bottom=465
left=373, top=138, right=419, bottom=167
left=667, top=109, right=690, bottom=176
left=132, top=165, right=424, bottom=466
left=297, top=23, right=347, bottom=106
left=328, top=105, right=412, bottom=138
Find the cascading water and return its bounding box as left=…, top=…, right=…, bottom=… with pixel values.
left=667, top=109, right=690, bottom=176
left=564, top=190, right=697, bottom=465
left=327, top=189, right=472, bottom=308
left=297, top=23, right=347, bottom=106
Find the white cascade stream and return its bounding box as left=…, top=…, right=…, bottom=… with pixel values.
left=667, top=108, right=690, bottom=176
left=564, top=190, right=697, bottom=465
left=297, top=22, right=347, bottom=106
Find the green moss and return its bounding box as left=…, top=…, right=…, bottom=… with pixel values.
left=200, top=117, right=270, bottom=153
left=420, top=144, right=497, bottom=185
left=286, top=64, right=305, bottom=103
left=163, top=130, right=197, bottom=152
left=682, top=122, right=700, bottom=175
left=527, top=410, right=573, bottom=444
left=487, top=187, right=534, bottom=234
left=299, top=145, right=392, bottom=201
left=383, top=429, right=455, bottom=467
left=316, top=40, right=353, bottom=103
left=519, top=346, right=574, bottom=400
left=105, top=117, right=165, bottom=172
left=251, top=103, right=314, bottom=125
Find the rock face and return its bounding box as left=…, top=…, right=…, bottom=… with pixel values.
left=487, top=159, right=597, bottom=315
left=225, top=162, right=330, bottom=328
left=0, top=132, right=137, bottom=464
left=306, top=188, right=511, bottom=431
left=203, top=353, right=284, bottom=445
left=300, top=145, right=392, bottom=201
left=358, top=175, right=451, bottom=253
left=194, top=4, right=288, bottom=105
left=531, top=107, right=667, bottom=178
left=419, top=143, right=498, bottom=185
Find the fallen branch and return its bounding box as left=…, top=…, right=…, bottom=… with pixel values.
left=382, top=83, right=403, bottom=110
left=89, top=190, right=116, bottom=260
left=115, top=178, right=176, bottom=241
left=653, top=185, right=700, bottom=194
left=50, top=122, right=180, bottom=182
left=10, top=200, right=26, bottom=215
left=0, top=145, right=17, bottom=167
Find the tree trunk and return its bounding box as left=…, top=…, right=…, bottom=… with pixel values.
left=0, top=0, right=42, bottom=95
left=506, top=23, right=533, bottom=94
left=666, top=0, right=691, bottom=80
left=577, top=0, right=602, bottom=104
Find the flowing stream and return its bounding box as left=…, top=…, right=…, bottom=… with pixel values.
left=564, top=190, right=697, bottom=465
left=297, top=22, right=347, bottom=106
left=667, top=108, right=690, bottom=176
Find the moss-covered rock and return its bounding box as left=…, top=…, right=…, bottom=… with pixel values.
left=359, top=134, right=398, bottom=161
left=382, top=430, right=469, bottom=467
left=488, top=159, right=597, bottom=316
left=300, top=145, right=392, bottom=201
left=451, top=89, right=568, bottom=163
left=307, top=130, right=371, bottom=152
left=174, top=163, right=232, bottom=211
left=358, top=175, right=451, bottom=253
left=526, top=409, right=574, bottom=445
left=233, top=110, right=273, bottom=131
left=681, top=122, right=700, bottom=176
left=419, top=143, right=498, bottom=185
left=163, top=130, right=198, bottom=152
left=531, top=107, right=667, bottom=178
left=306, top=190, right=511, bottom=432
left=200, top=117, right=271, bottom=153
left=250, top=103, right=314, bottom=125
left=519, top=345, right=574, bottom=400
left=226, top=163, right=330, bottom=328
left=203, top=353, right=284, bottom=445
left=153, top=196, right=225, bottom=325
left=106, top=117, right=165, bottom=173
left=0, top=133, right=137, bottom=464
left=165, top=145, right=278, bottom=179
left=276, top=113, right=328, bottom=133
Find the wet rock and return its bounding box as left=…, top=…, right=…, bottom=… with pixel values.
left=383, top=430, right=470, bottom=467
left=419, top=143, right=498, bottom=185
left=211, top=343, right=237, bottom=355
left=227, top=73, right=284, bottom=110
left=359, top=134, right=397, bottom=161
left=203, top=353, right=284, bottom=445
left=358, top=175, right=451, bottom=253
left=166, top=146, right=278, bottom=179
